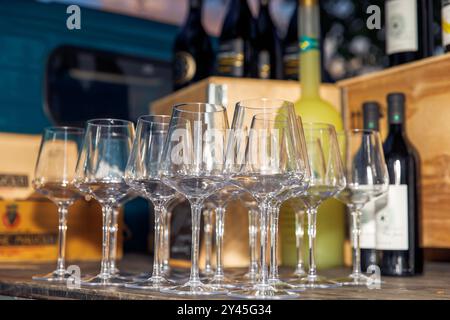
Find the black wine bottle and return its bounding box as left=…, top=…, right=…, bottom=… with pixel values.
left=360, top=102, right=381, bottom=272
left=385, top=0, right=434, bottom=66
left=254, top=0, right=283, bottom=79
left=217, top=0, right=256, bottom=77
left=283, top=3, right=299, bottom=80
left=378, top=93, right=423, bottom=276
left=443, top=0, right=450, bottom=52
left=172, top=0, right=214, bottom=91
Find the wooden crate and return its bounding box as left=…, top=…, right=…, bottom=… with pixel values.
left=338, top=54, right=450, bottom=249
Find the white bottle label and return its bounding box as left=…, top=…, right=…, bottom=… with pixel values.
left=360, top=200, right=376, bottom=249
left=443, top=5, right=450, bottom=47
left=386, top=0, right=418, bottom=55
left=376, top=185, right=409, bottom=250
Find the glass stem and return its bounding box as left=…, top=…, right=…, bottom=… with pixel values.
left=109, top=206, right=120, bottom=274
left=269, top=205, right=280, bottom=281
left=152, top=203, right=165, bottom=279
left=294, top=208, right=305, bottom=274
left=189, top=202, right=203, bottom=284
left=351, top=208, right=362, bottom=276
left=258, top=201, right=270, bottom=286
left=203, top=209, right=213, bottom=274
left=307, top=207, right=318, bottom=278
left=248, top=208, right=259, bottom=275
left=214, top=206, right=226, bottom=278
left=163, top=209, right=172, bottom=272
left=100, top=205, right=113, bottom=278
left=55, top=204, right=69, bottom=275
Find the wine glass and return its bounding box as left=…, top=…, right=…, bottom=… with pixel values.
left=159, top=103, right=229, bottom=296
left=32, top=127, right=84, bottom=282
left=206, top=186, right=242, bottom=289
left=124, top=115, right=178, bottom=290
left=334, top=129, right=389, bottom=286
left=226, top=104, right=307, bottom=299
left=74, top=119, right=135, bottom=286
left=288, top=122, right=346, bottom=289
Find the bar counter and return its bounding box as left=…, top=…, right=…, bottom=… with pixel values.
left=0, top=255, right=449, bottom=300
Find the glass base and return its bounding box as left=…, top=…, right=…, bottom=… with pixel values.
left=110, top=269, right=136, bottom=281
left=228, top=284, right=299, bottom=300
left=293, top=267, right=306, bottom=277
left=32, top=270, right=71, bottom=282
left=81, top=274, right=129, bottom=287
left=200, top=268, right=215, bottom=278
left=268, top=278, right=304, bottom=292
left=207, top=275, right=238, bottom=289
left=333, top=273, right=371, bottom=286
left=160, top=280, right=227, bottom=296
left=125, top=276, right=174, bottom=290
left=289, top=275, right=341, bottom=289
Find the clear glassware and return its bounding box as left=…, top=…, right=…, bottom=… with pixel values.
left=109, top=193, right=136, bottom=280
left=159, top=103, right=230, bottom=296
left=288, top=123, right=346, bottom=289
left=124, top=115, right=177, bottom=290
left=32, top=127, right=84, bottom=282
left=206, top=186, right=242, bottom=289
left=74, top=119, right=135, bottom=286
left=290, top=198, right=307, bottom=277
left=225, top=100, right=307, bottom=299
left=334, top=129, right=389, bottom=286
left=239, top=193, right=259, bottom=282
left=201, top=205, right=215, bottom=278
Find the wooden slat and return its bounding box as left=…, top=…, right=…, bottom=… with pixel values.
left=338, top=53, right=450, bottom=249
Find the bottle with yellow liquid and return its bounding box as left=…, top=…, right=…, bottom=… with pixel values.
left=280, top=0, right=346, bottom=269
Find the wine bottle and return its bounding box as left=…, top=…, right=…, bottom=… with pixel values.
left=443, top=0, right=450, bottom=52
left=217, top=0, right=256, bottom=77
left=360, top=102, right=381, bottom=272
left=280, top=0, right=346, bottom=269
left=283, top=3, right=299, bottom=80
left=254, top=0, right=283, bottom=79
left=172, top=0, right=214, bottom=91
left=378, top=93, right=423, bottom=276
left=385, top=0, right=433, bottom=66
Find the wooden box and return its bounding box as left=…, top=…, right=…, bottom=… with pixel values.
left=338, top=54, right=450, bottom=249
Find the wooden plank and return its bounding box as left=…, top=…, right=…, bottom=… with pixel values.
left=338, top=53, right=450, bottom=249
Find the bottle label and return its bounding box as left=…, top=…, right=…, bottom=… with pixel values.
left=283, top=43, right=299, bottom=80
left=258, top=50, right=270, bottom=79
left=217, top=38, right=244, bottom=77
left=376, top=185, right=409, bottom=250
left=443, top=5, right=450, bottom=47
left=360, top=201, right=376, bottom=249
left=300, top=36, right=319, bottom=53
left=386, top=0, right=418, bottom=55
left=173, top=51, right=196, bottom=86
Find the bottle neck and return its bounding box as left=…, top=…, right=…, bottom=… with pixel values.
left=186, top=0, right=202, bottom=25
left=388, top=123, right=406, bottom=136
left=299, top=0, right=321, bottom=99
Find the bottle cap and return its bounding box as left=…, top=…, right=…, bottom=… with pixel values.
left=362, top=101, right=381, bottom=131
left=387, top=92, right=405, bottom=124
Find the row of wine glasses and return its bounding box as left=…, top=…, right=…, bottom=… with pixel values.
left=32, top=98, right=389, bottom=299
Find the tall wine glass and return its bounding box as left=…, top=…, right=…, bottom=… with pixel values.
left=334, top=129, right=389, bottom=286
left=288, top=123, right=346, bottom=289
left=159, top=103, right=229, bottom=296
left=32, top=127, right=84, bottom=282
left=206, top=186, right=242, bottom=289
left=74, top=119, right=135, bottom=286
left=226, top=105, right=307, bottom=299
left=124, top=115, right=178, bottom=290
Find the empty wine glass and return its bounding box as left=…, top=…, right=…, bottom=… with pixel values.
left=159, top=103, right=229, bottom=296
left=32, top=127, right=84, bottom=282
left=124, top=115, right=178, bottom=290
left=288, top=123, right=346, bottom=289
left=226, top=101, right=307, bottom=299
left=74, top=119, right=135, bottom=286
left=334, top=129, right=389, bottom=286
left=206, top=186, right=242, bottom=289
